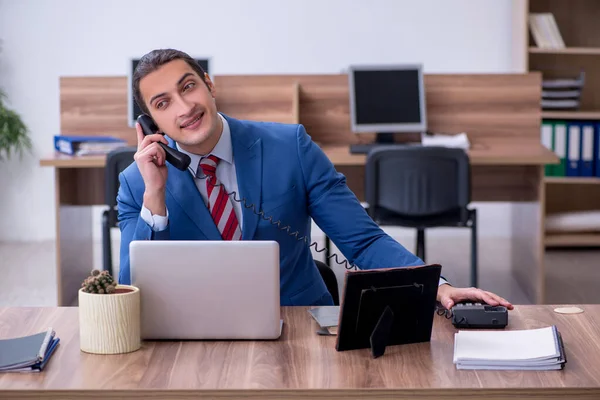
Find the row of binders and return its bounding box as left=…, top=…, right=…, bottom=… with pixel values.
left=541, top=120, right=600, bottom=177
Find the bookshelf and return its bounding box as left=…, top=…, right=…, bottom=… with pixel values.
left=521, top=0, right=600, bottom=248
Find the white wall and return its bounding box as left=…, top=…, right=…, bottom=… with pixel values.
left=0, top=0, right=523, bottom=242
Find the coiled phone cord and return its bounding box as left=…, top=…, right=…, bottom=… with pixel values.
left=435, top=305, right=468, bottom=326
left=190, top=165, right=359, bottom=271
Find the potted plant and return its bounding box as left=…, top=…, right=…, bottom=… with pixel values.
left=78, top=269, right=141, bottom=354
left=0, top=88, right=32, bottom=161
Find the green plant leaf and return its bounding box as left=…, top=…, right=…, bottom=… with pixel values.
left=0, top=89, right=32, bottom=161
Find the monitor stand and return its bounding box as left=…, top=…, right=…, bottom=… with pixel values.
left=375, top=132, right=395, bottom=144
left=349, top=132, right=422, bottom=154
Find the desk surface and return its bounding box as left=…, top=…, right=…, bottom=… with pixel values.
left=324, top=141, right=558, bottom=166
left=39, top=141, right=558, bottom=168
left=0, top=305, right=598, bottom=399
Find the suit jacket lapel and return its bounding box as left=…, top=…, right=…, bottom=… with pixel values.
left=227, top=115, right=262, bottom=240
left=165, top=154, right=222, bottom=240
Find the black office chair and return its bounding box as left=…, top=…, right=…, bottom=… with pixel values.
left=102, top=146, right=137, bottom=275
left=315, top=259, right=339, bottom=305
left=364, top=146, right=478, bottom=287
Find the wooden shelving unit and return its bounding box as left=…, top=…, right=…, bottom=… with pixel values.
left=544, top=177, right=600, bottom=248
left=544, top=177, right=600, bottom=185
left=545, top=233, right=600, bottom=247
left=541, top=111, right=600, bottom=120
left=529, top=47, right=600, bottom=55
left=522, top=0, right=600, bottom=248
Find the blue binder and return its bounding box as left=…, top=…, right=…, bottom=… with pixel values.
left=566, top=122, right=581, bottom=177
left=53, top=135, right=127, bottom=156
left=580, top=122, right=595, bottom=177
left=595, top=123, right=600, bottom=177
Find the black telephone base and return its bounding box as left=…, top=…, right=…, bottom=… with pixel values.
left=451, top=302, right=508, bottom=329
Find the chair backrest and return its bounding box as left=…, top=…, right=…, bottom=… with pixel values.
left=314, top=260, right=339, bottom=306
left=365, top=146, right=470, bottom=218
left=105, top=146, right=137, bottom=225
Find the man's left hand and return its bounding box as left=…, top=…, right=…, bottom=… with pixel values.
left=437, top=284, right=514, bottom=310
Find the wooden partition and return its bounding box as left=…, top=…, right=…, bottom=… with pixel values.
left=213, top=73, right=543, bottom=146
left=60, top=77, right=136, bottom=143
left=216, top=81, right=300, bottom=124
left=60, top=73, right=543, bottom=146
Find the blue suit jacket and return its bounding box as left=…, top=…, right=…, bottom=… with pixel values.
left=117, top=114, right=423, bottom=306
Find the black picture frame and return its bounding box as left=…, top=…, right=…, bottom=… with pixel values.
left=335, top=264, right=442, bottom=358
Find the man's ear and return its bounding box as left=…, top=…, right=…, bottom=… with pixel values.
left=204, top=72, right=216, bottom=98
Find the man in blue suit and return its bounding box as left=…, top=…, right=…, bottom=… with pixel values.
left=118, top=48, right=513, bottom=310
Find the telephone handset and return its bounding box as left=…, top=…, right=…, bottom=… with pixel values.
left=137, top=114, right=357, bottom=271
left=137, top=114, right=192, bottom=171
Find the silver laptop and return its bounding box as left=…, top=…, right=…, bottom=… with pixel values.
left=129, top=240, right=281, bottom=340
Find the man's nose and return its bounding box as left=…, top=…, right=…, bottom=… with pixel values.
left=175, top=95, right=194, bottom=118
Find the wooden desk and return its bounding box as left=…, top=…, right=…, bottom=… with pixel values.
left=40, top=141, right=557, bottom=307
left=1, top=305, right=598, bottom=399
left=40, top=140, right=558, bottom=168
left=323, top=141, right=558, bottom=167
left=43, top=72, right=556, bottom=306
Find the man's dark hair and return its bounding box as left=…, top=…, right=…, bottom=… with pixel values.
left=132, top=48, right=207, bottom=115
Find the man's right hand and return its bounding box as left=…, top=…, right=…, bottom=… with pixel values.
left=134, top=122, right=169, bottom=216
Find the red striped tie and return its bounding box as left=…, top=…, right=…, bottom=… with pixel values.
left=198, top=155, right=242, bottom=240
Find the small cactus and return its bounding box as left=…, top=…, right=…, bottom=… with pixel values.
left=81, top=269, right=117, bottom=294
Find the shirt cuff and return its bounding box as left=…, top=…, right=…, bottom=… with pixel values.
left=438, top=277, right=450, bottom=286
left=140, top=205, right=169, bottom=232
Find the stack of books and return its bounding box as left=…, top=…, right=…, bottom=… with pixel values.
left=0, top=328, right=60, bottom=373
left=541, top=72, right=585, bottom=111
left=453, top=325, right=566, bottom=370
left=529, top=13, right=565, bottom=49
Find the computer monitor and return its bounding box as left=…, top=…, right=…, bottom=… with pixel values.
left=127, top=57, right=210, bottom=127
left=348, top=64, right=427, bottom=143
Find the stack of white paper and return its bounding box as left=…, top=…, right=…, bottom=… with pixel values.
left=421, top=132, right=470, bottom=149
left=453, top=326, right=566, bottom=370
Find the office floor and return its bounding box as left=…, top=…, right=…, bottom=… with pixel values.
left=1, top=231, right=599, bottom=307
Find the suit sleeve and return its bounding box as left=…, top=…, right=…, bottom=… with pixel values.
left=117, top=172, right=170, bottom=285
left=295, top=124, right=424, bottom=271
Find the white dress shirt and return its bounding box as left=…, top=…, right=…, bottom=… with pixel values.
left=140, top=113, right=242, bottom=231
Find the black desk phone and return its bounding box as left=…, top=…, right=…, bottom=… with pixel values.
left=451, top=302, right=508, bottom=329
left=137, top=114, right=191, bottom=171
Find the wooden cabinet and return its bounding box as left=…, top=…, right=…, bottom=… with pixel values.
left=520, top=0, right=600, bottom=247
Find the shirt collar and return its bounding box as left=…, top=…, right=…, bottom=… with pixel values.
left=176, top=113, right=233, bottom=172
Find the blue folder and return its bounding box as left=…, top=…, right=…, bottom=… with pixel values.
left=566, top=122, right=581, bottom=177
left=595, top=123, right=600, bottom=177
left=580, top=122, right=595, bottom=177
left=54, top=135, right=127, bottom=156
